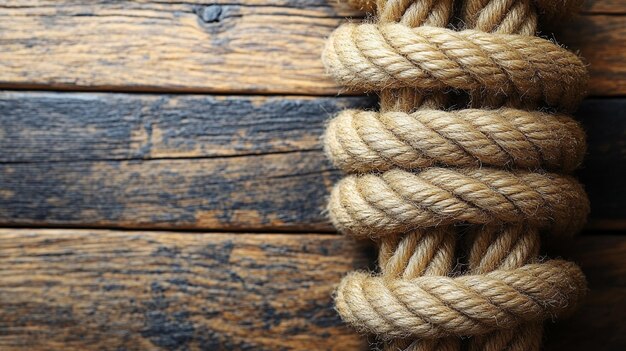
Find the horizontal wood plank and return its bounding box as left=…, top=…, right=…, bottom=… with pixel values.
left=0, top=229, right=623, bottom=350
left=582, top=0, right=626, bottom=13
left=0, top=92, right=373, bottom=162
left=0, top=229, right=370, bottom=350
left=553, top=15, right=626, bottom=96
left=0, top=1, right=623, bottom=95
left=0, top=92, right=624, bottom=231
left=0, top=152, right=341, bottom=231
left=544, top=235, right=626, bottom=351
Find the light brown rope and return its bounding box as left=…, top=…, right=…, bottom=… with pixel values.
left=374, top=2, right=458, bottom=349
left=336, top=260, right=586, bottom=339
left=325, top=108, right=586, bottom=172
left=322, top=23, right=588, bottom=111
left=323, top=0, right=589, bottom=350
left=329, top=168, right=588, bottom=237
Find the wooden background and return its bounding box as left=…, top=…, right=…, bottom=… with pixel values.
left=0, top=1, right=624, bottom=350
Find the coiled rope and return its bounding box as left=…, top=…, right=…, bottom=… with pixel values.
left=322, top=0, right=589, bottom=350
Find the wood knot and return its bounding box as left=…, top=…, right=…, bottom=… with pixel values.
left=195, top=5, right=222, bottom=23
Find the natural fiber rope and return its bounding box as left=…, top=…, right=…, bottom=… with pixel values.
left=329, top=167, right=588, bottom=237
left=323, top=0, right=589, bottom=350
left=322, top=23, right=588, bottom=111
left=371, top=2, right=458, bottom=349
left=335, top=259, right=586, bottom=339
left=325, top=108, right=586, bottom=172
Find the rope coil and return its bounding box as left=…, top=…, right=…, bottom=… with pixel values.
left=322, top=23, right=588, bottom=110
left=323, top=0, right=589, bottom=350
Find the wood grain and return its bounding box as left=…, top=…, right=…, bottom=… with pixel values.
left=0, top=92, right=623, bottom=231
left=0, top=92, right=374, bottom=231
left=0, top=1, right=623, bottom=95
left=544, top=235, right=626, bottom=351
left=0, top=92, right=373, bottom=162
left=582, top=0, right=626, bottom=13
left=0, top=229, right=371, bottom=350
left=553, top=15, right=626, bottom=96
left=0, top=229, right=623, bottom=350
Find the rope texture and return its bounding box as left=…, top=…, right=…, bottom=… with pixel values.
left=323, top=1, right=589, bottom=350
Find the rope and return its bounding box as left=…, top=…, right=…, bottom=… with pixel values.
left=322, top=0, right=589, bottom=349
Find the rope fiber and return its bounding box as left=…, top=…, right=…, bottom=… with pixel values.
left=322, top=0, right=589, bottom=350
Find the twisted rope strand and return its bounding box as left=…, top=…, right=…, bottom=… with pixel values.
left=323, top=23, right=587, bottom=110
left=324, top=108, right=585, bottom=173
left=335, top=260, right=586, bottom=339
left=466, top=225, right=543, bottom=351
left=348, top=0, right=584, bottom=17
left=460, top=1, right=579, bottom=349
left=329, top=167, right=588, bottom=238
left=324, top=0, right=588, bottom=349
left=374, top=1, right=459, bottom=350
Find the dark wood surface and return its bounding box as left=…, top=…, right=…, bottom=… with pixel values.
left=0, top=1, right=624, bottom=350
left=0, top=229, right=623, bottom=351
left=0, top=92, right=624, bottom=231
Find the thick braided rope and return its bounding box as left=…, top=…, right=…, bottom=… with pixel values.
left=329, top=167, right=588, bottom=237
left=322, top=23, right=587, bottom=111
left=460, top=1, right=579, bottom=350
left=323, top=0, right=589, bottom=349
left=465, top=224, right=543, bottom=350
left=335, top=259, right=586, bottom=339
left=325, top=108, right=586, bottom=173
left=378, top=227, right=460, bottom=350
left=373, top=1, right=460, bottom=350
left=346, top=0, right=583, bottom=17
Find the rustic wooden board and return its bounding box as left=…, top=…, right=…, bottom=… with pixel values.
left=0, top=92, right=373, bottom=162
left=553, top=15, right=626, bottom=96
left=0, top=229, right=370, bottom=350
left=0, top=92, right=623, bottom=231
left=583, top=0, right=626, bottom=13
left=0, top=229, right=622, bottom=350
left=0, top=1, right=623, bottom=96
left=544, top=235, right=626, bottom=351
left=0, top=92, right=374, bottom=231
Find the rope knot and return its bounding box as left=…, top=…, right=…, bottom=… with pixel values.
left=323, top=1, right=588, bottom=350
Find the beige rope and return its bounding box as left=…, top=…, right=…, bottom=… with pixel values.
left=348, top=0, right=584, bottom=17
left=322, top=23, right=587, bottom=111
left=325, top=108, right=586, bottom=172
left=335, top=260, right=586, bottom=339
left=373, top=1, right=458, bottom=350
left=329, top=168, right=588, bottom=237
left=324, top=0, right=589, bottom=349
left=460, top=1, right=547, bottom=349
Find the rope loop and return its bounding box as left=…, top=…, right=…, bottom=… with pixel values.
left=323, top=0, right=589, bottom=349
left=329, top=167, right=589, bottom=238
left=324, top=108, right=586, bottom=173
left=322, top=23, right=587, bottom=111
left=335, top=260, right=587, bottom=339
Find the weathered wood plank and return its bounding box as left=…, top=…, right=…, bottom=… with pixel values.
left=0, top=1, right=350, bottom=94
left=544, top=235, right=626, bottom=351
left=553, top=15, right=626, bottom=96
left=0, top=93, right=624, bottom=231
left=583, top=0, right=626, bottom=13
left=0, top=92, right=373, bottom=162
left=0, top=1, right=623, bottom=95
left=0, top=229, right=370, bottom=350
left=0, top=93, right=372, bottom=231
left=0, top=153, right=340, bottom=231
left=0, top=229, right=623, bottom=350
